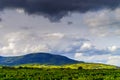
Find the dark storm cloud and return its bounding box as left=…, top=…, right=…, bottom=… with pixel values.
left=0, top=0, right=120, bottom=21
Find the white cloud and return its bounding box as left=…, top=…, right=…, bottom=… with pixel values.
left=0, top=31, right=89, bottom=56
left=23, top=44, right=50, bottom=54
left=16, top=8, right=25, bottom=14
left=85, top=9, right=110, bottom=27
left=84, top=8, right=120, bottom=37
left=80, top=42, right=92, bottom=50
left=107, top=56, right=120, bottom=66
left=114, top=8, right=120, bottom=20
left=74, top=53, right=110, bottom=62
left=0, top=42, right=16, bottom=56
left=45, top=33, right=64, bottom=40
left=108, top=46, right=118, bottom=52
left=74, top=53, right=83, bottom=59
left=0, top=32, right=51, bottom=56
left=75, top=52, right=120, bottom=66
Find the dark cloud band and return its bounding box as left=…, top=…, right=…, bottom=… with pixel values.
left=0, top=0, right=120, bottom=21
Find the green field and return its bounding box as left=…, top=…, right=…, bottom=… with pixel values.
left=0, top=63, right=119, bottom=80
left=0, top=68, right=120, bottom=80
left=15, top=63, right=117, bottom=69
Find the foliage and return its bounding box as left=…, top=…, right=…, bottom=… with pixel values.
left=0, top=63, right=118, bottom=80
left=0, top=68, right=120, bottom=80
left=14, top=63, right=117, bottom=69
left=63, top=63, right=117, bottom=69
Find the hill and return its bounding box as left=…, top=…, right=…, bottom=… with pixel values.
left=0, top=53, right=82, bottom=66
left=63, top=63, right=117, bottom=69
left=14, top=63, right=117, bottom=69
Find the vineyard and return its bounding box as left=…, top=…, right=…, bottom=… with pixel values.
left=0, top=68, right=120, bottom=80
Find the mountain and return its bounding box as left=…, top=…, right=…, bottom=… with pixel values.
left=0, top=53, right=82, bottom=66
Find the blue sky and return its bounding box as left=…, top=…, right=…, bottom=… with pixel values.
left=0, top=0, right=120, bottom=66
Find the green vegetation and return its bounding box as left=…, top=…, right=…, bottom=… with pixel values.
left=0, top=63, right=119, bottom=80
left=0, top=68, right=120, bottom=80
left=15, top=63, right=117, bottom=69
left=63, top=63, right=117, bottom=69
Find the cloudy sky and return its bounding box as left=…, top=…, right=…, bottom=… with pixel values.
left=0, top=0, right=120, bottom=66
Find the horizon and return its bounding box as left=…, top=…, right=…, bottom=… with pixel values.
left=0, top=0, right=120, bottom=66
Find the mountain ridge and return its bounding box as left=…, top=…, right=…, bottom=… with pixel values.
left=0, top=53, right=83, bottom=66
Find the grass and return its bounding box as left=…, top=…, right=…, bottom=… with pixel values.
left=0, top=68, right=120, bottom=80
left=0, top=63, right=118, bottom=80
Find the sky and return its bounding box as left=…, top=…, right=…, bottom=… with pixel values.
left=0, top=0, right=120, bottom=66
